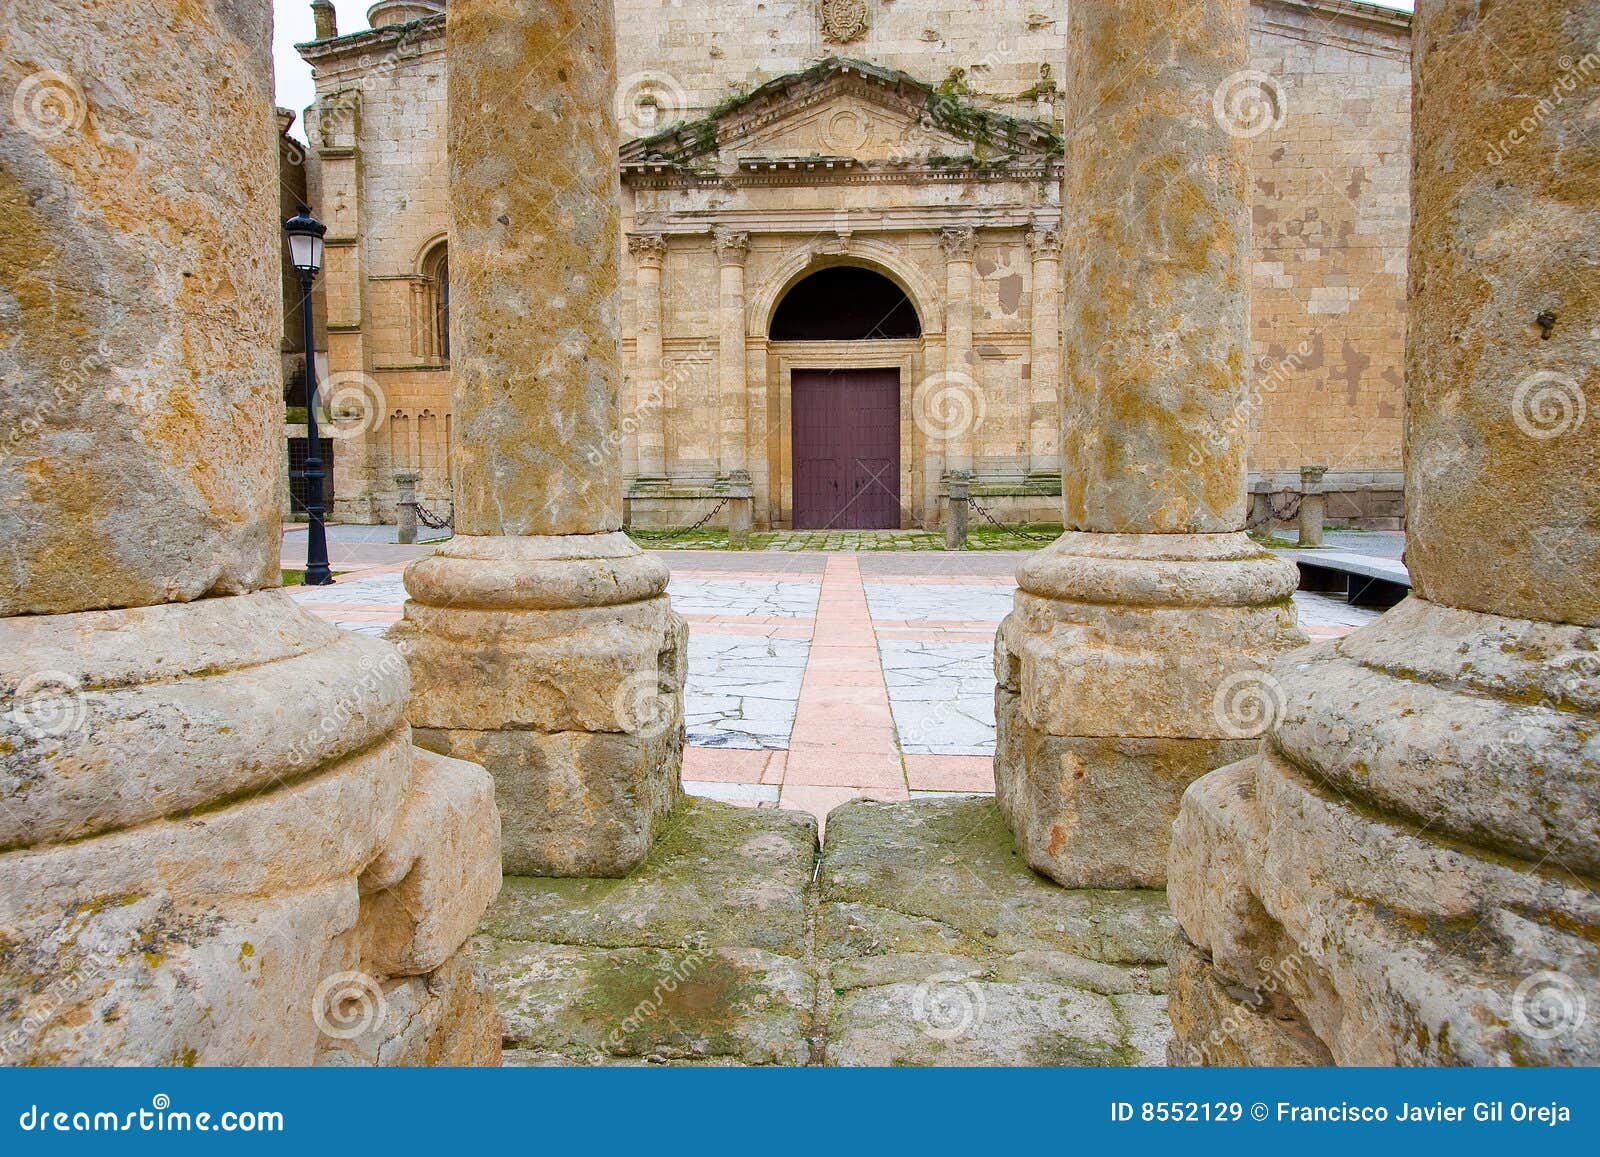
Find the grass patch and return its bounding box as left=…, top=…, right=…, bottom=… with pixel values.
left=964, top=523, right=1062, bottom=551
left=280, top=569, right=346, bottom=587
left=626, top=528, right=731, bottom=551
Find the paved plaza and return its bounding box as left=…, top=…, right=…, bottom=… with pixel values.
left=286, top=526, right=1384, bottom=826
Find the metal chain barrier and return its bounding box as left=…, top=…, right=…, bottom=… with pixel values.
left=409, top=500, right=454, bottom=530
left=1247, top=491, right=1302, bottom=532
left=627, top=497, right=730, bottom=541
left=966, top=495, right=1057, bottom=543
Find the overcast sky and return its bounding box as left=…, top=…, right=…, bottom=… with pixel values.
left=273, top=0, right=1418, bottom=142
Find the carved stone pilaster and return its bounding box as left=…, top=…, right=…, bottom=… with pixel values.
left=626, top=232, right=667, bottom=268
left=713, top=228, right=750, bottom=266
left=939, top=226, right=976, bottom=260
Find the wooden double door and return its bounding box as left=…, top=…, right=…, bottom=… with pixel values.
left=791, top=368, right=901, bottom=530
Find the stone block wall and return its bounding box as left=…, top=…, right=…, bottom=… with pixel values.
left=300, top=0, right=1412, bottom=529
left=1247, top=0, right=1410, bottom=479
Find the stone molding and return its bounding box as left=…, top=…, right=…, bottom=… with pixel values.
left=1026, top=227, right=1063, bottom=256
left=713, top=228, right=751, bottom=265
left=939, top=226, right=977, bottom=260
left=820, top=0, right=871, bottom=45
left=626, top=232, right=668, bottom=266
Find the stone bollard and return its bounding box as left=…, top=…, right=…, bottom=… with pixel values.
left=726, top=469, right=753, bottom=549
left=1297, top=465, right=1327, bottom=547
left=944, top=472, right=970, bottom=551
left=395, top=471, right=420, bottom=545
left=1168, top=0, right=1600, bottom=1065
left=0, top=0, right=501, bottom=1064
left=391, top=0, right=687, bottom=878
left=993, top=0, right=1304, bottom=890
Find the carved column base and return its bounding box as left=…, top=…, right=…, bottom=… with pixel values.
left=1169, top=597, right=1600, bottom=1065
left=391, top=533, right=687, bottom=877
left=994, top=532, right=1303, bottom=888
left=0, top=593, right=501, bottom=1065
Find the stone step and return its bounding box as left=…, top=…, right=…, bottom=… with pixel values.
left=475, top=794, right=1176, bottom=1066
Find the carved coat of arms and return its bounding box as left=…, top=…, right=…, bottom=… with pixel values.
left=820, top=0, right=870, bottom=44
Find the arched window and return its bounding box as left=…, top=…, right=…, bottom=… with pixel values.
left=770, top=266, right=922, bottom=341
left=418, top=241, right=450, bottom=362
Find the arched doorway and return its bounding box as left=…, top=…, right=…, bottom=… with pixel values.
left=771, top=267, right=921, bottom=530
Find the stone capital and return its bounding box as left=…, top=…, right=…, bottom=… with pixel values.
left=626, top=232, right=667, bottom=268
left=1026, top=227, right=1063, bottom=257
left=713, top=228, right=751, bottom=266
left=939, top=226, right=976, bottom=260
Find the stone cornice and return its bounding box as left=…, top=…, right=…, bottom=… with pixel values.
left=1253, top=0, right=1412, bottom=61
left=1260, top=0, right=1412, bottom=34
left=295, top=14, right=444, bottom=76
left=620, top=56, right=1061, bottom=167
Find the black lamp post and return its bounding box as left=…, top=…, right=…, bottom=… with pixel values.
left=284, top=205, right=334, bottom=586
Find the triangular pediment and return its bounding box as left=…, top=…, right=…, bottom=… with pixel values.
left=620, top=57, right=1060, bottom=175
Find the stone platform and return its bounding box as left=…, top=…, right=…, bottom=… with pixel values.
left=476, top=795, right=1173, bottom=1065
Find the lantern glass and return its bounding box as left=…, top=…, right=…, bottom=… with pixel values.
left=287, top=231, right=322, bottom=273
left=284, top=206, right=327, bottom=275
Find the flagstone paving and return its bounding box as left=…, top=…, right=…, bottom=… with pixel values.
left=477, top=794, right=1172, bottom=1066
left=285, top=533, right=1386, bottom=826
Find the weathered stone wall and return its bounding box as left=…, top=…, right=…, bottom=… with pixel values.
left=1, top=0, right=502, bottom=1065
left=1246, top=0, right=1411, bottom=488
left=299, top=0, right=1411, bottom=528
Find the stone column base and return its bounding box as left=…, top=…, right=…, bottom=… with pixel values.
left=391, top=532, right=687, bottom=877
left=1168, top=597, right=1600, bottom=1064
left=0, top=592, right=502, bottom=1065
left=994, top=532, right=1303, bottom=888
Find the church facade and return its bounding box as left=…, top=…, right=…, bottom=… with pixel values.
left=294, top=0, right=1412, bottom=532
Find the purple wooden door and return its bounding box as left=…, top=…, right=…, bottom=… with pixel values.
left=791, top=368, right=901, bottom=529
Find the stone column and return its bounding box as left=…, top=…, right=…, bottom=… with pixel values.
left=940, top=227, right=977, bottom=476
left=1025, top=226, right=1063, bottom=479
left=627, top=232, right=668, bottom=483
left=714, top=229, right=750, bottom=475
left=393, top=0, right=687, bottom=878
left=0, top=0, right=499, bottom=1064
left=715, top=228, right=754, bottom=547
left=994, top=0, right=1303, bottom=889
left=1168, top=0, right=1600, bottom=1065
